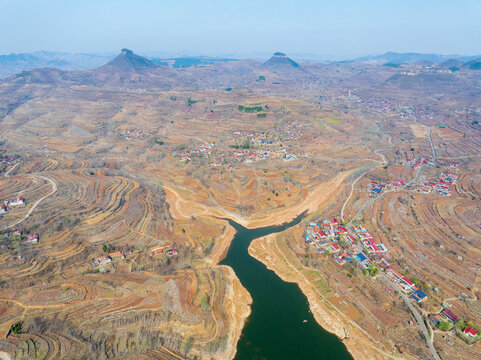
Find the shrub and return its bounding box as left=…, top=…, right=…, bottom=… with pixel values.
left=10, top=322, right=23, bottom=334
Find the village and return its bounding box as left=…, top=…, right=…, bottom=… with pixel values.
left=118, top=127, right=148, bottom=141
left=403, top=156, right=459, bottom=196
left=171, top=124, right=302, bottom=167
left=304, top=215, right=480, bottom=346
left=407, top=172, right=458, bottom=196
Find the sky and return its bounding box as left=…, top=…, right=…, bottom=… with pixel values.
left=1, top=0, right=481, bottom=60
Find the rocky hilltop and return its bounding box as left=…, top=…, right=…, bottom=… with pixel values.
left=263, top=52, right=300, bottom=69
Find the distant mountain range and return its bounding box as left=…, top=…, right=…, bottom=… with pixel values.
left=0, top=50, right=238, bottom=79
left=354, top=51, right=481, bottom=64
left=0, top=51, right=114, bottom=79
left=1, top=49, right=481, bottom=81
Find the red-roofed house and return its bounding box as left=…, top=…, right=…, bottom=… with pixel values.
left=109, top=251, right=125, bottom=259
left=329, top=244, right=340, bottom=253
left=10, top=197, right=25, bottom=206
left=442, top=309, right=460, bottom=323
left=400, top=277, right=415, bottom=291
left=464, top=327, right=478, bottom=337
left=0, top=205, right=6, bottom=213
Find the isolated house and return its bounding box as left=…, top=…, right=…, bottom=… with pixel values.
left=94, top=255, right=112, bottom=266
left=109, top=251, right=125, bottom=259
left=26, top=233, right=39, bottom=243
left=464, top=327, right=478, bottom=337
left=9, top=197, right=25, bottom=206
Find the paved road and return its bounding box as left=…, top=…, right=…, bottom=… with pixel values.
left=344, top=149, right=441, bottom=360
left=381, top=273, right=441, bottom=360
left=427, top=127, right=437, bottom=161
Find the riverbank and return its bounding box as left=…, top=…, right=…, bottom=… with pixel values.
left=162, top=170, right=357, bottom=359
left=248, top=233, right=399, bottom=360
left=217, top=265, right=252, bottom=360
left=163, top=170, right=349, bottom=230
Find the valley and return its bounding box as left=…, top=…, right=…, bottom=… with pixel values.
left=0, top=49, right=480, bottom=359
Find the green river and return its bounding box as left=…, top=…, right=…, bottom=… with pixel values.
left=221, top=213, right=353, bottom=360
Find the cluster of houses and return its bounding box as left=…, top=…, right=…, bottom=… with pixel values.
left=352, top=225, right=389, bottom=253
left=150, top=244, right=178, bottom=257
left=0, top=230, right=39, bottom=243
left=384, top=266, right=428, bottom=303
left=0, top=154, right=21, bottom=165
left=119, top=128, right=147, bottom=140
left=406, top=156, right=459, bottom=172
left=367, top=179, right=404, bottom=195
left=305, top=219, right=347, bottom=254
left=93, top=250, right=127, bottom=267
left=172, top=143, right=216, bottom=162
left=437, top=159, right=459, bottom=172
left=406, top=156, right=433, bottom=168
left=304, top=220, right=388, bottom=267
left=231, top=126, right=302, bottom=148
left=430, top=308, right=479, bottom=343
left=305, top=218, right=434, bottom=307
left=1, top=197, right=26, bottom=215
left=408, top=172, right=457, bottom=196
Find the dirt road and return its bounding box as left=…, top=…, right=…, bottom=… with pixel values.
left=1, top=175, right=57, bottom=231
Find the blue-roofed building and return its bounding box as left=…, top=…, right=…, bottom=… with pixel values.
left=411, top=289, right=427, bottom=303
left=355, top=252, right=369, bottom=269
left=356, top=253, right=367, bottom=262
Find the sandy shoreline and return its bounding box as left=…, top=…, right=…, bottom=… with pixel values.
left=163, top=170, right=350, bottom=230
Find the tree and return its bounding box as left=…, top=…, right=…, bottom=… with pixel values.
left=438, top=321, right=451, bottom=331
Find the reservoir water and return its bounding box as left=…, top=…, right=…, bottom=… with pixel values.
left=221, top=213, right=353, bottom=360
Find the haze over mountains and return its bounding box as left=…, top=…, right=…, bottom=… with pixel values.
left=1, top=49, right=481, bottom=80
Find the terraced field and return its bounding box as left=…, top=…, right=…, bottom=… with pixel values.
left=0, top=157, right=248, bottom=359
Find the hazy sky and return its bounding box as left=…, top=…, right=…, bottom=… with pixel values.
left=1, top=0, right=480, bottom=59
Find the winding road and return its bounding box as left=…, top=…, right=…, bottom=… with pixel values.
left=2, top=163, right=58, bottom=231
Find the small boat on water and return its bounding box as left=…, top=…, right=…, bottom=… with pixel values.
left=303, top=320, right=308, bottom=323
